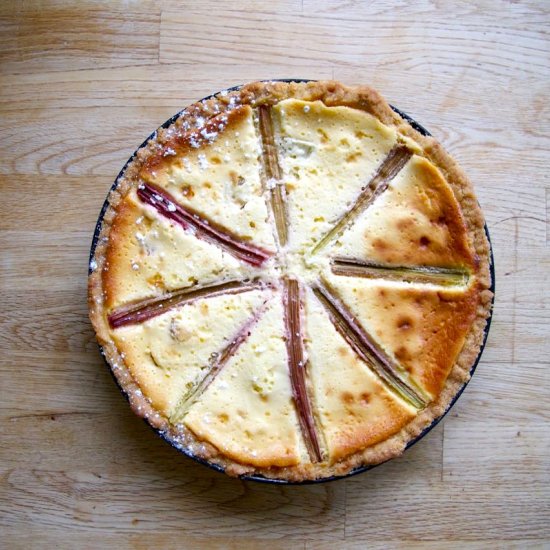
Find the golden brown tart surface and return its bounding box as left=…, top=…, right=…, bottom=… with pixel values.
left=89, top=81, right=492, bottom=481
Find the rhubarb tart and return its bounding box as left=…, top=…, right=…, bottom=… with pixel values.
left=88, top=80, right=493, bottom=481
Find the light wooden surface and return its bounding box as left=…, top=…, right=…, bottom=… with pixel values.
left=1, top=1, right=549, bottom=547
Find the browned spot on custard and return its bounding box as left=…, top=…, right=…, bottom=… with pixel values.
left=372, top=237, right=388, bottom=250
left=345, top=151, right=362, bottom=162
left=396, top=217, right=414, bottom=231
left=147, top=272, right=166, bottom=290
left=419, top=235, right=431, bottom=248
left=203, top=181, right=212, bottom=189
left=355, top=130, right=367, bottom=139
left=181, top=184, right=194, bottom=198
left=395, top=346, right=411, bottom=362
left=337, top=346, right=349, bottom=358
left=136, top=216, right=153, bottom=231
left=229, top=170, right=239, bottom=186
left=218, top=412, right=229, bottom=423
left=210, top=156, right=222, bottom=164
left=317, top=128, right=329, bottom=143
left=341, top=391, right=354, bottom=404
left=286, top=182, right=297, bottom=192
left=359, top=392, right=370, bottom=405
left=397, top=316, right=413, bottom=330
left=200, top=302, right=209, bottom=315
left=437, top=291, right=458, bottom=304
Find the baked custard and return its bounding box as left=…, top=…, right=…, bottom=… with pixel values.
left=89, top=81, right=493, bottom=481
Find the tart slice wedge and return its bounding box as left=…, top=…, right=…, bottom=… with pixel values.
left=183, top=294, right=306, bottom=468
left=110, top=287, right=269, bottom=418
left=328, top=154, right=477, bottom=270
left=304, top=288, right=417, bottom=463
left=102, top=191, right=262, bottom=311
left=272, top=98, right=399, bottom=253
left=140, top=104, right=276, bottom=252
left=327, top=276, right=479, bottom=400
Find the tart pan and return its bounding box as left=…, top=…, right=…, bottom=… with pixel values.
left=89, top=80, right=495, bottom=484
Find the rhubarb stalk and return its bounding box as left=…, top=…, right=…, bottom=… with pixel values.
left=137, top=183, right=272, bottom=267
left=313, top=279, right=427, bottom=409
left=258, top=105, right=288, bottom=246
left=170, top=298, right=272, bottom=424
left=108, top=279, right=265, bottom=329
left=331, top=258, right=469, bottom=287
left=312, top=144, right=412, bottom=254
left=283, top=278, right=323, bottom=462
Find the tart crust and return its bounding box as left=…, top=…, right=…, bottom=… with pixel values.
left=88, top=80, right=493, bottom=481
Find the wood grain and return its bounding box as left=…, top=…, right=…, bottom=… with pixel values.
left=0, top=3, right=161, bottom=73
left=1, top=0, right=549, bottom=547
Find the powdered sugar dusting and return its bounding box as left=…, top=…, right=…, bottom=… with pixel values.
left=200, top=127, right=218, bottom=143
left=182, top=158, right=192, bottom=172
left=135, top=231, right=145, bottom=244
left=189, top=134, right=201, bottom=149
left=198, top=153, right=208, bottom=170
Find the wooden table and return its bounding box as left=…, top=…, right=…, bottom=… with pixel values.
left=1, top=1, right=549, bottom=547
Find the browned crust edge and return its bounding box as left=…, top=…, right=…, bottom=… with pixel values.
left=88, top=80, right=493, bottom=482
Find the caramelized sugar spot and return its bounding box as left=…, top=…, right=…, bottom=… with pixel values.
left=181, top=184, right=195, bottom=198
